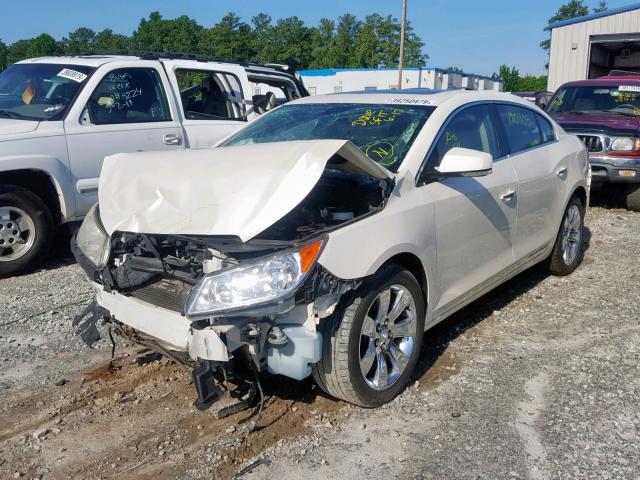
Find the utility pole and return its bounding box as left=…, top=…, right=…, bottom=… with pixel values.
left=397, top=0, right=407, bottom=90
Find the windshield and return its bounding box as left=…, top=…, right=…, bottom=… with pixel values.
left=0, top=63, right=94, bottom=121
left=548, top=85, right=640, bottom=117
left=222, top=103, right=435, bottom=171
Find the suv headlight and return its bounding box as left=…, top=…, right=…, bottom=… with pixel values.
left=185, top=239, right=324, bottom=317
left=74, top=203, right=110, bottom=269
left=610, top=137, right=640, bottom=152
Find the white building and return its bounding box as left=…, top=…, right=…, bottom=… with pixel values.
left=299, top=67, right=503, bottom=95
left=548, top=2, right=640, bottom=92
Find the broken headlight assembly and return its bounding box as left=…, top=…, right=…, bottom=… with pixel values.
left=185, top=238, right=325, bottom=317
left=73, top=203, right=110, bottom=270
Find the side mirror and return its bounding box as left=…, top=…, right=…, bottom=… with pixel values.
left=435, top=147, right=493, bottom=177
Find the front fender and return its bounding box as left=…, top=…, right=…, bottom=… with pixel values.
left=0, top=154, right=75, bottom=222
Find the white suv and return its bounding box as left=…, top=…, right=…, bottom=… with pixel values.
left=73, top=90, right=589, bottom=408
left=0, top=54, right=306, bottom=276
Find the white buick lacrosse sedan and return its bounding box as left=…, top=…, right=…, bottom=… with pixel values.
left=73, top=89, right=589, bottom=409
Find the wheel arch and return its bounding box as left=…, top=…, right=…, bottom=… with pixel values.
left=378, top=252, right=429, bottom=308
left=0, top=169, right=63, bottom=224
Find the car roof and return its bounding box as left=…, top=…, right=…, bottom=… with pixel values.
left=15, top=55, right=292, bottom=74
left=16, top=55, right=142, bottom=67
left=289, top=89, right=535, bottom=108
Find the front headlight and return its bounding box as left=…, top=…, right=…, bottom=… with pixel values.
left=74, top=203, right=110, bottom=268
left=185, top=239, right=324, bottom=317
left=610, top=137, right=638, bottom=152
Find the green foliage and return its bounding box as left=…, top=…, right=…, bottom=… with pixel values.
left=494, top=64, right=548, bottom=92
left=0, top=40, right=8, bottom=71
left=447, top=66, right=463, bottom=73
left=593, top=1, right=608, bottom=13
left=0, top=11, right=427, bottom=70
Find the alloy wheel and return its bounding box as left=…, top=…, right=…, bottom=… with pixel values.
left=359, top=285, right=418, bottom=391
left=561, top=204, right=582, bottom=266
left=0, top=206, right=36, bottom=262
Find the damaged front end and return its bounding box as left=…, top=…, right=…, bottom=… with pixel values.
left=71, top=140, right=391, bottom=411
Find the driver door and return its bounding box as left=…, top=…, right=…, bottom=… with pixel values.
left=423, top=104, right=518, bottom=313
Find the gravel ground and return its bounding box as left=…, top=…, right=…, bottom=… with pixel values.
left=0, top=204, right=638, bottom=480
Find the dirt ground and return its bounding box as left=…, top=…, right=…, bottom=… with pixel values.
left=1, top=199, right=639, bottom=480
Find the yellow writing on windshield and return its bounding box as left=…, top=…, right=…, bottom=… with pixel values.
left=365, top=141, right=396, bottom=166
left=615, top=92, right=638, bottom=104
left=352, top=109, right=404, bottom=126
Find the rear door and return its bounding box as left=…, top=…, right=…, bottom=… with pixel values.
left=423, top=104, right=518, bottom=312
left=495, top=104, right=566, bottom=260
left=162, top=60, right=251, bottom=149
left=64, top=60, right=184, bottom=216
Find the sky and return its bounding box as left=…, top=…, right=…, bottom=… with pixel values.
left=0, top=0, right=634, bottom=76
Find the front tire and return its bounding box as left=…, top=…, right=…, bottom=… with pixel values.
left=0, top=189, right=54, bottom=277
left=313, top=264, right=425, bottom=407
left=545, top=195, right=585, bottom=276
left=625, top=184, right=640, bottom=212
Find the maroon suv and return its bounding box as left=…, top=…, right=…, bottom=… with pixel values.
left=548, top=74, right=640, bottom=211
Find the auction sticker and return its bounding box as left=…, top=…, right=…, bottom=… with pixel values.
left=619, top=85, right=640, bottom=92
left=57, top=68, right=88, bottom=83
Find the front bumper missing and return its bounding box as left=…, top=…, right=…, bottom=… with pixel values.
left=90, top=283, right=324, bottom=381
left=93, top=284, right=229, bottom=362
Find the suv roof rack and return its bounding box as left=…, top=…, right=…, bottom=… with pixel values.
left=61, top=50, right=300, bottom=74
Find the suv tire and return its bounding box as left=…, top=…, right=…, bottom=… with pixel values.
left=545, top=195, right=585, bottom=276
left=312, top=264, right=425, bottom=407
left=0, top=189, right=54, bottom=277
left=625, top=185, right=640, bottom=212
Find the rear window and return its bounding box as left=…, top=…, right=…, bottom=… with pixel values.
left=222, top=103, right=435, bottom=172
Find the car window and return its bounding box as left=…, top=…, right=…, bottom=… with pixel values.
left=537, top=114, right=556, bottom=143
left=428, top=104, right=499, bottom=167
left=0, top=63, right=94, bottom=121
left=222, top=103, right=435, bottom=172
left=497, top=105, right=543, bottom=154
left=87, top=68, right=171, bottom=125
left=175, top=69, right=245, bottom=121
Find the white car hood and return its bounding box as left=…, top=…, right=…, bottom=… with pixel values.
left=0, top=118, right=39, bottom=135
left=99, top=140, right=392, bottom=242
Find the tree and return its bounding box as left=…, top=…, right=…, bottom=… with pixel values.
left=0, top=39, right=7, bottom=71
left=199, top=12, right=254, bottom=59
left=495, top=64, right=521, bottom=91
left=540, top=1, right=589, bottom=52
left=132, top=12, right=202, bottom=53
left=269, top=16, right=313, bottom=67
left=593, top=1, right=608, bottom=12
left=447, top=67, right=463, bottom=73
left=93, top=29, right=131, bottom=52
left=334, top=14, right=361, bottom=68
left=62, top=27, right=96, bottom=54
left=251, top=13, right=276, bottom=63
left=308, top=18, right=337, bottom=69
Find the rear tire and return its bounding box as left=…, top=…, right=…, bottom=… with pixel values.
left=312, top=264, right=425, bottom=407
left=0, top=189, right=54, bottom=278
left=625, top=184, right=640, bottom=212
left=545, top=195, right=585, bottom=276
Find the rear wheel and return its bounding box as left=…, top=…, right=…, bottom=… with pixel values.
left=0, top=189, right=54, bottom=277
left=625, top=184, right=640, bottom=212
left=313, top=264, right=425, bottom=407
left=545, top=195, right=585, bottom=276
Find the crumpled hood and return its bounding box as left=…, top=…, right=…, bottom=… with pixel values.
left=0, top=118, right=39, bottom=135
left=99, top=139, right=392, bottom=241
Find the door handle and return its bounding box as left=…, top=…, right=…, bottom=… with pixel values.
left=163, top=133, right=182, bottom=145
left=500, top=189, right=517, bottom=202
left=556, top=167, right=568, bottom=178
